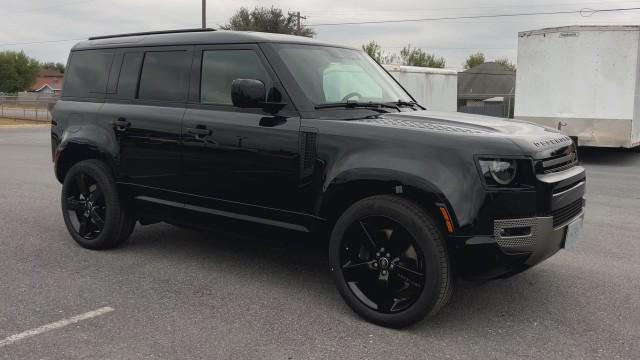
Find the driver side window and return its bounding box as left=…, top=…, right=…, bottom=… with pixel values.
left=200, top=50, right=273, bottom=105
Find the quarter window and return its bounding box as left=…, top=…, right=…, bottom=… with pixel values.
left=63, top=50, right=114, bottom=97
left=200, top=50, right=272, bottom=105
left=137, top=51, right=190, bottom=102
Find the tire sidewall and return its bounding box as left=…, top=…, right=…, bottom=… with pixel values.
left=61, top=160, right=122, bottom=249
left=329, top=196, right=448, bottom=328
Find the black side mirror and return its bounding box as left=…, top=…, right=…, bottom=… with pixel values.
left=231, top=79, right=266, bottom=108
left=231, top=79, right=286, bottom=113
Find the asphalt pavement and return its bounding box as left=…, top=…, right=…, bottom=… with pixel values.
left=0, top=127, right=638, bottom=359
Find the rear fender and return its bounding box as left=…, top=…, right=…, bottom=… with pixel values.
left=54, top=119, right=119, bottom=182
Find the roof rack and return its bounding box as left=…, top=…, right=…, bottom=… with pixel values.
left=89, top=28, right=215, bottom=40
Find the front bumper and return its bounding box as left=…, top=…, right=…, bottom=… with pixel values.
left=454, top=164, right=586, bottom=280
left=494, top=199, right=585, bottom=266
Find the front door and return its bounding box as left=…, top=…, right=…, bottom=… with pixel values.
left=181, top=44, right=303, bottom=223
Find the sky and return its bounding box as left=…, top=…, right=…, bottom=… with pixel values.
left=0, top=0, right=639, bottom=70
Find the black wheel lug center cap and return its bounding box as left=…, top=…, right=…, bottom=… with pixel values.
left=379, top=257, right=389, bottom=270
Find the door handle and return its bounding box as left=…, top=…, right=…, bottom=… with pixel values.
left=113, top=117, right=131, bottom=132
left=187, top=127, right=212, bottom=137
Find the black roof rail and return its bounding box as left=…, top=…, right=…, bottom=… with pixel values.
left=89, top=28, right=216, bottom=40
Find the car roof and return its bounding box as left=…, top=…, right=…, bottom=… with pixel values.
left=72, top=29, right=357, bottom=51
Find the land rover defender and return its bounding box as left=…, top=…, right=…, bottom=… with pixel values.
left=51, top=28, right=586, bottom=328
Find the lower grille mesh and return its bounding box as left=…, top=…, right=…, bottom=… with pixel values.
left=494, top=218, right=537, bottom=250
left=551, top=199, right=583, bottom=227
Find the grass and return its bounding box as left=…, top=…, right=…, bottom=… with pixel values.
left=0, top=117, right=50, bottom=126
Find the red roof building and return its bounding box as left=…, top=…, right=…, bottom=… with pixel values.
left=31, top=69, right=64, bottom=94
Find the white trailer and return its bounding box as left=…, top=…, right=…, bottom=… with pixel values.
left=515, top=25, right=640, bottom=148
left=383, top=65, right=458, bottom=112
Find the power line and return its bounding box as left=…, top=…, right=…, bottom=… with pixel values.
left=1, top=6, right=639, bottom=48
left=307, top=6, right=640, bottom=26
left=381, top=46, right=516, bottom=50
left=3, top=0, right=99, bottom=16
left=303, top=0, right=640, bottom=14
left=0, top=38, right=86, bottom=47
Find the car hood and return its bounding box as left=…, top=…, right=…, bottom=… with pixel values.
left=355, top=110, right=574, bottom=157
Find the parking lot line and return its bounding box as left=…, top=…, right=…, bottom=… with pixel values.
left=0, top=307, right=114, bottom=348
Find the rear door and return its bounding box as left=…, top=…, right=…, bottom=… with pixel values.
left=102, top=46, right=192, bottom=204
left=180, top=44, right=305, bottom=225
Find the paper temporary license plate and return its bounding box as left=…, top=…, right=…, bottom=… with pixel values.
left=564, top=215, right=584, bottom=250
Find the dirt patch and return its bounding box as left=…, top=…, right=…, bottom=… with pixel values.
left=0, top=118, right=50, bottom=127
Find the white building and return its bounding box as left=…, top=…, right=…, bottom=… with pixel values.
left=383, top=65, right=458, bottom=112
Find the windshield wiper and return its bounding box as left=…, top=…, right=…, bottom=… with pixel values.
left=389, top=100, right=423, bottom=110
left=314, top=101, right=399, bottom=112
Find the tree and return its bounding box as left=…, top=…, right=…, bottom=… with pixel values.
left=495, top=57, right=517, bottom=72
left=361, top=42, right=445, bottom=67
left=464, top=52, right=485, bottom=69
left=42, top=62, right=65, bottom=73
left=221, top=7, right=315, bottom=37
left=0, top=51, right=41, bottom=93
left=361, top=41, right=397, bottom=63
left=398, top=45, right=445, bottom=68
left=362, top=41, right=385, bottom=63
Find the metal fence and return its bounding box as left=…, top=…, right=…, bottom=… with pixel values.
left=0, top=94, right=58, bottom=122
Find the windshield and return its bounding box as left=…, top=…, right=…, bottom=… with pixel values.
left=273, top=44, right=413, bottom=106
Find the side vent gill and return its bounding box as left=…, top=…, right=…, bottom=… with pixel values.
left=300, top=131, right=317, bottom=178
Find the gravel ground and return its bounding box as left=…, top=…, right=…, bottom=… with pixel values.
left=0, top=127, right=638, bottom=359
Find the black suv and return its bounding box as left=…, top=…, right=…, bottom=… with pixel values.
left=51, top=28, right=586, bottom=328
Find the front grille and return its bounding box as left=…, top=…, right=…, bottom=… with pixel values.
left=539, top=153, right=578, bottom=174
left=551, top=199, right=583, bottom=227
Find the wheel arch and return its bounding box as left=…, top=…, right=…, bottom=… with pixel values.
left=317, top=169, right=458, bottom=236
left=55, top=141, right=117, bottom=183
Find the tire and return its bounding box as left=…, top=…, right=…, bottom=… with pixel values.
left=61, top=159, right=135, bottom=250
left=329, top=195, right=453, bottom=328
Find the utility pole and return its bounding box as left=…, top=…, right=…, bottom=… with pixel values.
left=201, top=0, right=206, bottom=28
left=289, top=11, right=307, bottom=35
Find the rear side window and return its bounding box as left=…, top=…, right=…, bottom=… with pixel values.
left=200, top=50, right=272, bottom=105
left=63, top=50, right=114, bottom=97
left=137, top=51, right=190, bottom=102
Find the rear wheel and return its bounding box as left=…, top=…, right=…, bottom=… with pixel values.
left=61, top=159, right=135, bottom=249
left=329, top=195, right=453, bottom=328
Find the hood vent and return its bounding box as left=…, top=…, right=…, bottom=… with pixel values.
left=356, top=118, right=490, bottom=134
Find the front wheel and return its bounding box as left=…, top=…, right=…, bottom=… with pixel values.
left=329, top=195, right=453, bottom=328
left=61, top=159, right=135, bottom=249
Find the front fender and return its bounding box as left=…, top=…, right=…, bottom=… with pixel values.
left=320, top=146, right=486, bottom=229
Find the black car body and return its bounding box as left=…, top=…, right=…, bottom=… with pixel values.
left=51, top=29, right=586, bottom=327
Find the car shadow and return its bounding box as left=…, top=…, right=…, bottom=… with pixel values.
left=122, top=223, right=567, bottom=333
left=124, top=223, right=333, bottom=287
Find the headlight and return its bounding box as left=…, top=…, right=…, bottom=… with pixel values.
left=478, top=159, right=518, bottom=186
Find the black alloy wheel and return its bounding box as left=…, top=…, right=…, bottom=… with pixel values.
left=65, top=172, right=106, bottom=240
left=61, top=159, right=135, bottom=249
left=329, top=195, right=453, bottom=328
left=340, top=215, right=425, bottom=313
